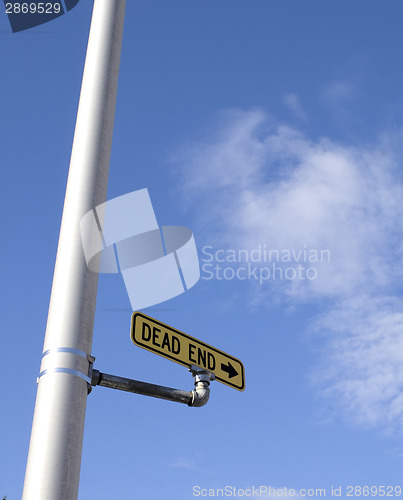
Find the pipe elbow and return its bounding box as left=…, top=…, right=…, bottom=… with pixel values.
left=189, top=382, right=210, bottom=407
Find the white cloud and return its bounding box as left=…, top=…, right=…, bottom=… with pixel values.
left=177, top=109, right=403, bottom=302
left=173, top=109, right=403, bottom=433
left=320, top=79, right=358, bottom=125
left=321, top=80, right=356, bottom=104
left=312, top=295, right=403, bottom=434
left=284, top=93, right=307, bottom=121
left=320, top=80, right=357, bottom=112
left=166, top=456, right=209, bottom=474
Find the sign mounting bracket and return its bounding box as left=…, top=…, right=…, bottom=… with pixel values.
left=90, top=366, right=215, bottom=407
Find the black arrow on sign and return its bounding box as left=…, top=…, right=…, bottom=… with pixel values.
left=221, top=361, right=238, bottom=378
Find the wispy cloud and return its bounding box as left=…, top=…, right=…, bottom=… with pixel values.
left=176, top=109, right=403, bottom=302
left=166, top=456, right=209, bottom=474
left=173, top=108, right=403, bottom=433
left=320, top=79, right=358, bottom=125
left=321, top=80, right=357, bottom=106
left=284, top=93, right=307, bottom=121
left=312, top=295, right=403, bottom=434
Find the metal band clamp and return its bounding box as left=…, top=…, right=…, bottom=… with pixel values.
left=37, top=347, right=94, bottom=385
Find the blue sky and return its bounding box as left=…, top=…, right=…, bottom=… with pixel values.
left=2, top=0, right=403, bottom=498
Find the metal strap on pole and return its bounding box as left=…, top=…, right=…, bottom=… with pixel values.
left=37, top=348, right=94, bottom=384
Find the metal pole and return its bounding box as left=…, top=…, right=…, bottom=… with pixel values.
left=22, top=1, right=126, bottom=498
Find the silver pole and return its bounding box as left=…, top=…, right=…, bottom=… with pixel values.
left=22, top=1, right=126, bottom=498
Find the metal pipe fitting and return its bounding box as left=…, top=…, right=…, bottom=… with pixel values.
left=189, top=381, right=210, bottom=407
left=90, top=365, right=216, bottom=407
left=188, top=365, right=215, bottom=407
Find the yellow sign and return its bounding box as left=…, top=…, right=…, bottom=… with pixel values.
left=131, top=312, right=245, bottom=391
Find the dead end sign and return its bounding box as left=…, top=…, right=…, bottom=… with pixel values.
left=130, top=312, right=245, bottom=391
